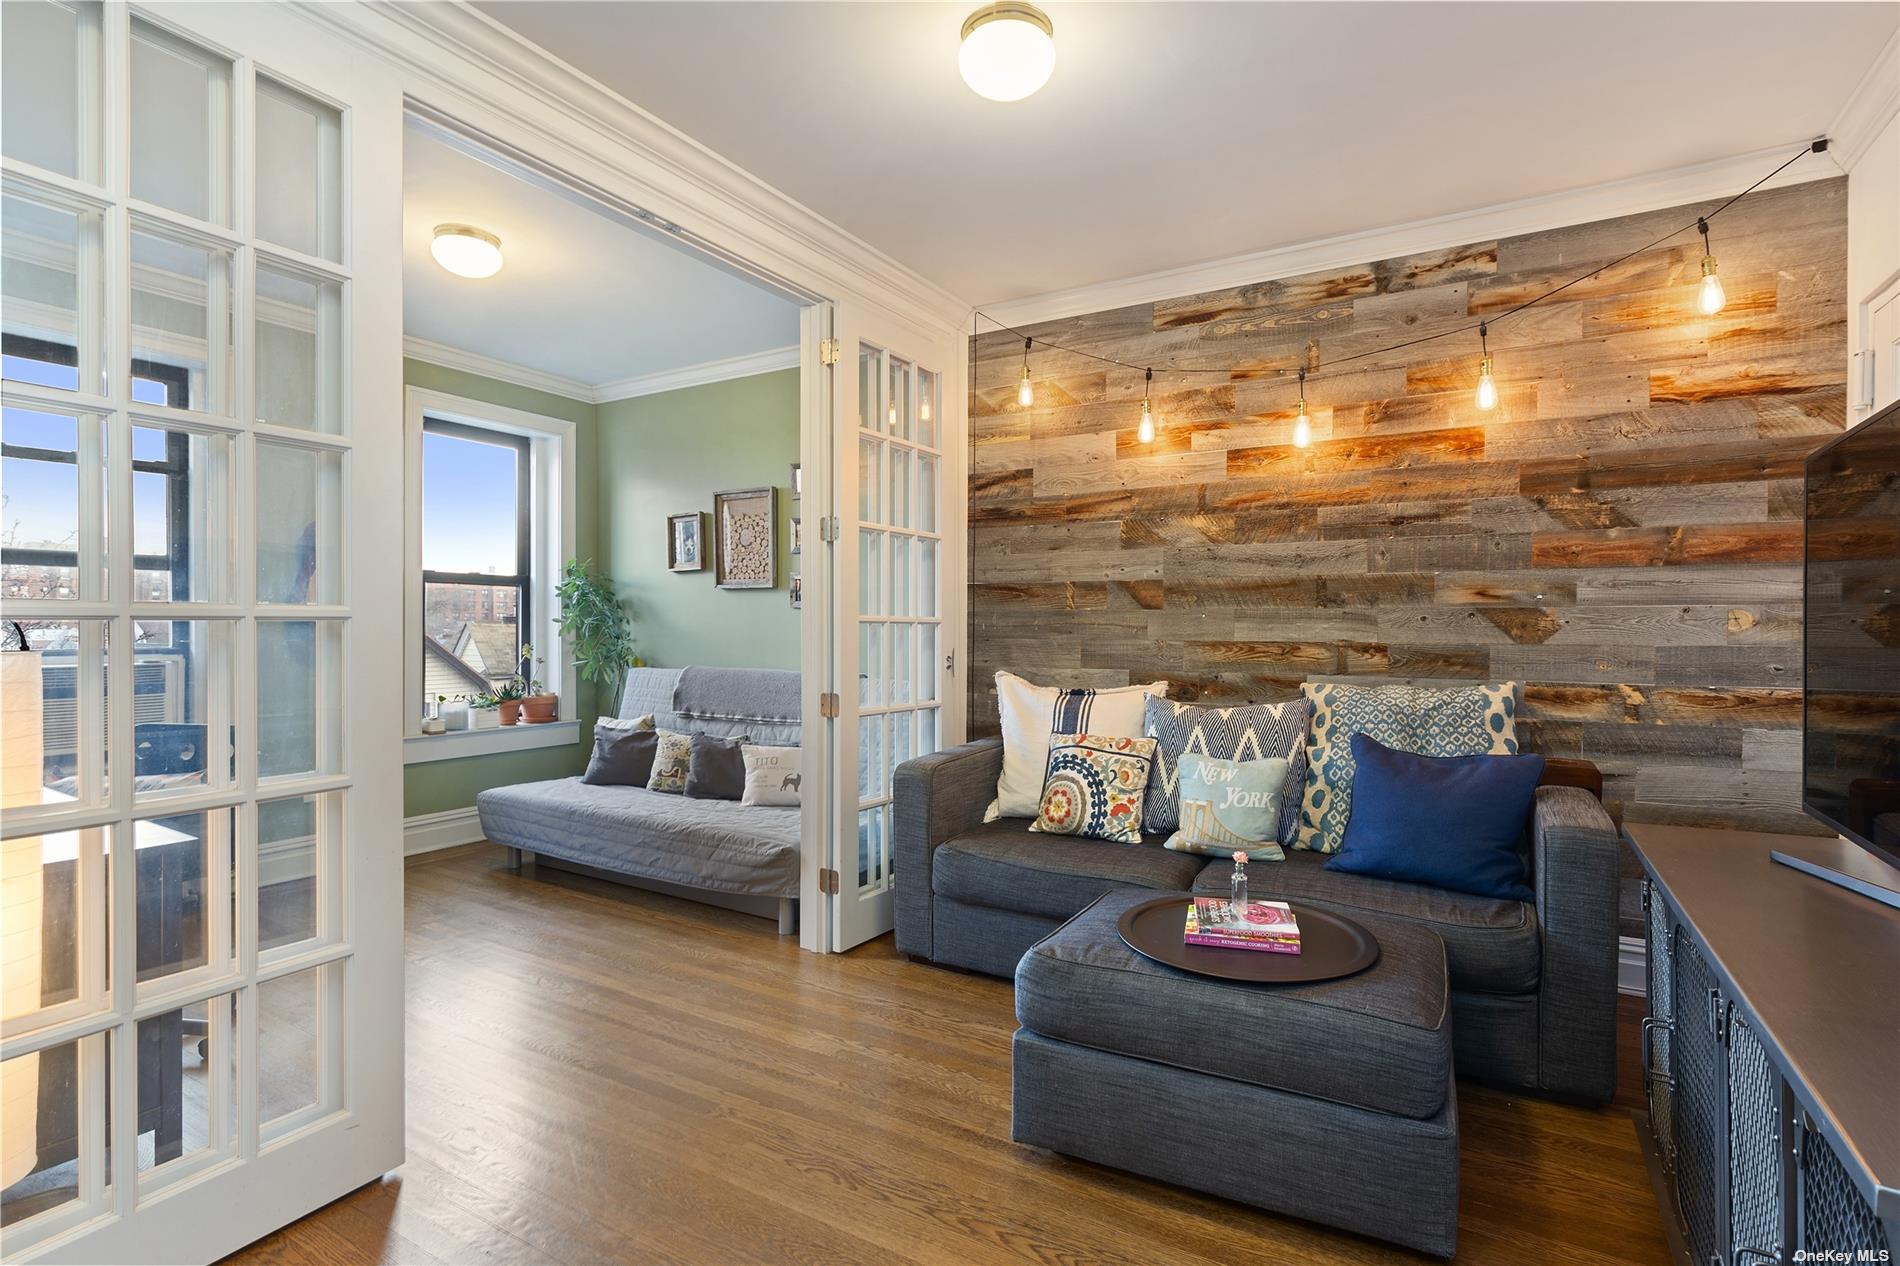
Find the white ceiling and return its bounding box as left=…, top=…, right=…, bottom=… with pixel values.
left=402, top=122, right=802, bottom=387
left=473, top=1, right=1898, bottom=307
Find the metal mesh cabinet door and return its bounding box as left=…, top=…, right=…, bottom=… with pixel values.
left=1672, top=936, right=1725, bottom=1266
left=1726, top=1011, right=1782, bottom=1263
left=1643, top=880, right=1676, bottom=1171
left=1800, top=1119, right=1893, bottom=1260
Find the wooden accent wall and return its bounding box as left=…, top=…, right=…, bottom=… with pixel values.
left=969, top=179, right=1848, bottom=932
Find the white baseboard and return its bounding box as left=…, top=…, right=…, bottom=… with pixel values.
left=1618, top=934, right=1646, bottom=998
left=404, top=806, right=486, bottom=858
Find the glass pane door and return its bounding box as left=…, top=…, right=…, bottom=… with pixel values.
left=833, top=336, right=946, bottom=950
left=0, top=4, right=400, bottom=1260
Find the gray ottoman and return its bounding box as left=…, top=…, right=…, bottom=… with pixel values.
left=1012, top=889, right=1459, bottom=1257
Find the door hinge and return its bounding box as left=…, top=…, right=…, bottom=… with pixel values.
left=819, top=867, right=840, bottom=895
left=819, top=692, right=839, bottom=719
left=945, top=647, right=955, bottom=676
left=819, top=337, right=841, bottom=366
left=819, top=516, right=839, bottom=544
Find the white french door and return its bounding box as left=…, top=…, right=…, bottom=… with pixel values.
left=0, top=3, right=404, bottom=1262
left=820, top=305, right=963, bottom=952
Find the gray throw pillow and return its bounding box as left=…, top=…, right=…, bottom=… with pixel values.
left=685, top=733, right=750, bottom=800
left=581, top=726, right=659, bottom=786
left=1142, top=696, right=1312, bottom=842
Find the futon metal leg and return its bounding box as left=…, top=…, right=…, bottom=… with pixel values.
left=509, top=847, right=534, bottom=872
left=778, top=897, right=796, bottom=936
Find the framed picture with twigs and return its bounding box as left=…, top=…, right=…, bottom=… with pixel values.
left=713, top=487, right=777, bottom=589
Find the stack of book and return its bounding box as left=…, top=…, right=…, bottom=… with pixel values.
left=1183, top=897, right=1301, bottom=954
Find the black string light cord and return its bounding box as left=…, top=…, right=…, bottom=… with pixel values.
left=976, top=139, right=1829, bottom=390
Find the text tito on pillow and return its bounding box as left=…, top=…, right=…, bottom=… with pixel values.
left=987, top=671, right=1167, bottom=820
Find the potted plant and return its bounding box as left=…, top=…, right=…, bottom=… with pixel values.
left=466, top=693, right=501, bottom=730
left=554, top=559, right=642, bottom=713
left=517, top=643, right=558, bottom=723
left=488, top=677, right=528, bottom=726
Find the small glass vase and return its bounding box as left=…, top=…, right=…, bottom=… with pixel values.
left=1229, top=862, right=1248, bottom=921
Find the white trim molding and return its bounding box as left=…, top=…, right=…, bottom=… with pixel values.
left=980, top=141, right=1843, bottom=329
left=403, top=719, right=581, bottom=765
left=403, top=806, right=486, bottom=857
left=1827, top=26, right=1900, bottom=172
left=594, top=344, right=800, bottom=402
left=402, top=335, right=595, bottom=403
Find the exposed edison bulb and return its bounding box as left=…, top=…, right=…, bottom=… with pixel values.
left=1137, top=398, right=1156, bottom=444
left=1292, top=402, right=1312, bottom=449
left=1697, top=255, right=1726, bottom=316
left=1017, top=368, right=1033, bottom=408
left=1475, top=356, right=1498, bottom=411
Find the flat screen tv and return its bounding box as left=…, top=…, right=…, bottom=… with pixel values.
left=1799, top=397, right=1900, bottom=905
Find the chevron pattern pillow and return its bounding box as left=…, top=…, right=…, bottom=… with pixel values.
left=1142, top=697, right=1311, bottom=842
left=1294, top=681, right=1520, bottom=854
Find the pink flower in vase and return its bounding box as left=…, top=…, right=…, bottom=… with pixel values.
left=1232, top=851, right=1248, bottom=866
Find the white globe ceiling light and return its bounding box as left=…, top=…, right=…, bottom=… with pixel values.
left=959, top=2, right=1055, bottom=102
left=431, top=224, right=504, bottom=279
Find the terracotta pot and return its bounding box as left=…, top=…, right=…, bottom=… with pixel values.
left=521, top=693, right=558, bottom=724
left=499, top=699, right=522, bottom=726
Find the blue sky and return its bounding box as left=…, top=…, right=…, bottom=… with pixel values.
left=422, top=429, right=519, bottom=573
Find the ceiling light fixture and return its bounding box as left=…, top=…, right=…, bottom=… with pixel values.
left=1017, top=337, right=1034, bottom=407
left=1474, top=322, right=1498, bottom=411
left=431, top=224, right=503, bottom=279
left=959, top=2, right=1055, bottom=102
left=1695, top=216, right=1726, bottom=316
left=1292, top=369, right=1312, bottom=449
left=1137, top=368, right=1156, bottom=444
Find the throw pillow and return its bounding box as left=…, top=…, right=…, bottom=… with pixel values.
left=1162, top=752, right=1291, bottom=860
left=987, top=671, right=1167, bottom=820
left=596, top=713, right=656, bottom=734
left=646, top=729, right=694, bottom=794
left=685, top=733, right=751, bottom=800
left=1328, top=733, right=1547, bottom=901
left=1295, top=680, right=1519, bottom=854
left=1028, top=734, right=1158, bottom=845
left=1143, top=696, right=1310, bottom=842
left=740, top=744, right=803, bottom=806
left=581, top=725, right=660, bottom=787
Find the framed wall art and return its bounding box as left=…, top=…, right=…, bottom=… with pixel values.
left=713, top=486, right=777, bottom=589
left=667, top=512, right=705, bottom=572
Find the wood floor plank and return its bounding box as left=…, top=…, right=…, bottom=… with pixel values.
left=221, top=848, right=1671, bottom=1266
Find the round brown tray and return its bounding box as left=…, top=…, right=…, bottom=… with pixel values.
left=1116, top=895, right=1381, bottom=984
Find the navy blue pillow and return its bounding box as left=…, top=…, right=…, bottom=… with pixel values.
left=1326, top=733, right=1547, bottom=902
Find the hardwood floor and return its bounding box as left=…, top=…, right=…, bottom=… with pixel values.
left=223, top=845, right=1670, bottom=1266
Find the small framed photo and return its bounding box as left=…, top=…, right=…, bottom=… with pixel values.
left=714, top=486, right=777, bottom=589
left=790, top=517, right=802, bottom=556
left=667, top=512, right=704, bottom=572
left=789, top=574, right=802, bottom=608
left=789, top=462, right=802, bottom=497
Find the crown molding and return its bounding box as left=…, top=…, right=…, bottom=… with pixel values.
left=593, top=345, right=800, bottom=403
left=978, top=141, right=1842, bottom=330
left=291, top=0, right=970, bottom=342
left=401, top=336, right=595, bottom=403
left=1827, top=26, right=1900, bottom=172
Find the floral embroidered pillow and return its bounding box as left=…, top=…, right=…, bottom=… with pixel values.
left=646, top=729, right=694, bottom=794
left=1028, top=734, right=1158, bottom=845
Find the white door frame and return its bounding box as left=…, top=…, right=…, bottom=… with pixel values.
left=296, top=4, right=972, bottom=954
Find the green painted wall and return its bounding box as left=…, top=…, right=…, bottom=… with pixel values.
left=598, top=369, right=801, bottom=671
left=401, top=358, right=601, bottom=818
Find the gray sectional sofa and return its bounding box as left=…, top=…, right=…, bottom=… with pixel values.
left=893, top=733, right=1623, bottom=1102
left=478, top=667, right=802, bottom=932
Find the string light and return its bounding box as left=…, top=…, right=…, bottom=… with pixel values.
left=1475, top=322, right=1498, bottom=411
left=1695, top=216, right=1726, bottom=316
left=985, top=140, right=1821, bottom=440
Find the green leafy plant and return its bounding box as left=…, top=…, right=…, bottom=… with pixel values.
left=553, top=560, right=641, bottom=706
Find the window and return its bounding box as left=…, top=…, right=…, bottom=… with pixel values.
left=420, top=417, right=531, bottom=714
left=403, top=386, right=575, bottom=758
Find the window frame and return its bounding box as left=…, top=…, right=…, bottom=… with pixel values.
left=419, top=414, right=532, bottom=687
left=401, top=385, right=577, bottom=762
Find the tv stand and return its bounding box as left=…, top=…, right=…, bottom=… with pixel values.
left=1627, top=823, right=1898, bottom=1265
left=1769, top=836, right=1900, bottom=910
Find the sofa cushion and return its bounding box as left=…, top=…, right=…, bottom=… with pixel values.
left=476, top=777, right=799, bottom=897
left=1142, top=695, right=1310, bottom=841
left=933, top=819, right=1203, bottom=921
left=1194, top=849, right=1540, bottom=995
left=685, top=732, right=749, bottom=801
left=1016, top=889, right=1451, bottom=1120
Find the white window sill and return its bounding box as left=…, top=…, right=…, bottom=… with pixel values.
left=403, top=719, right=582, bottom=765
